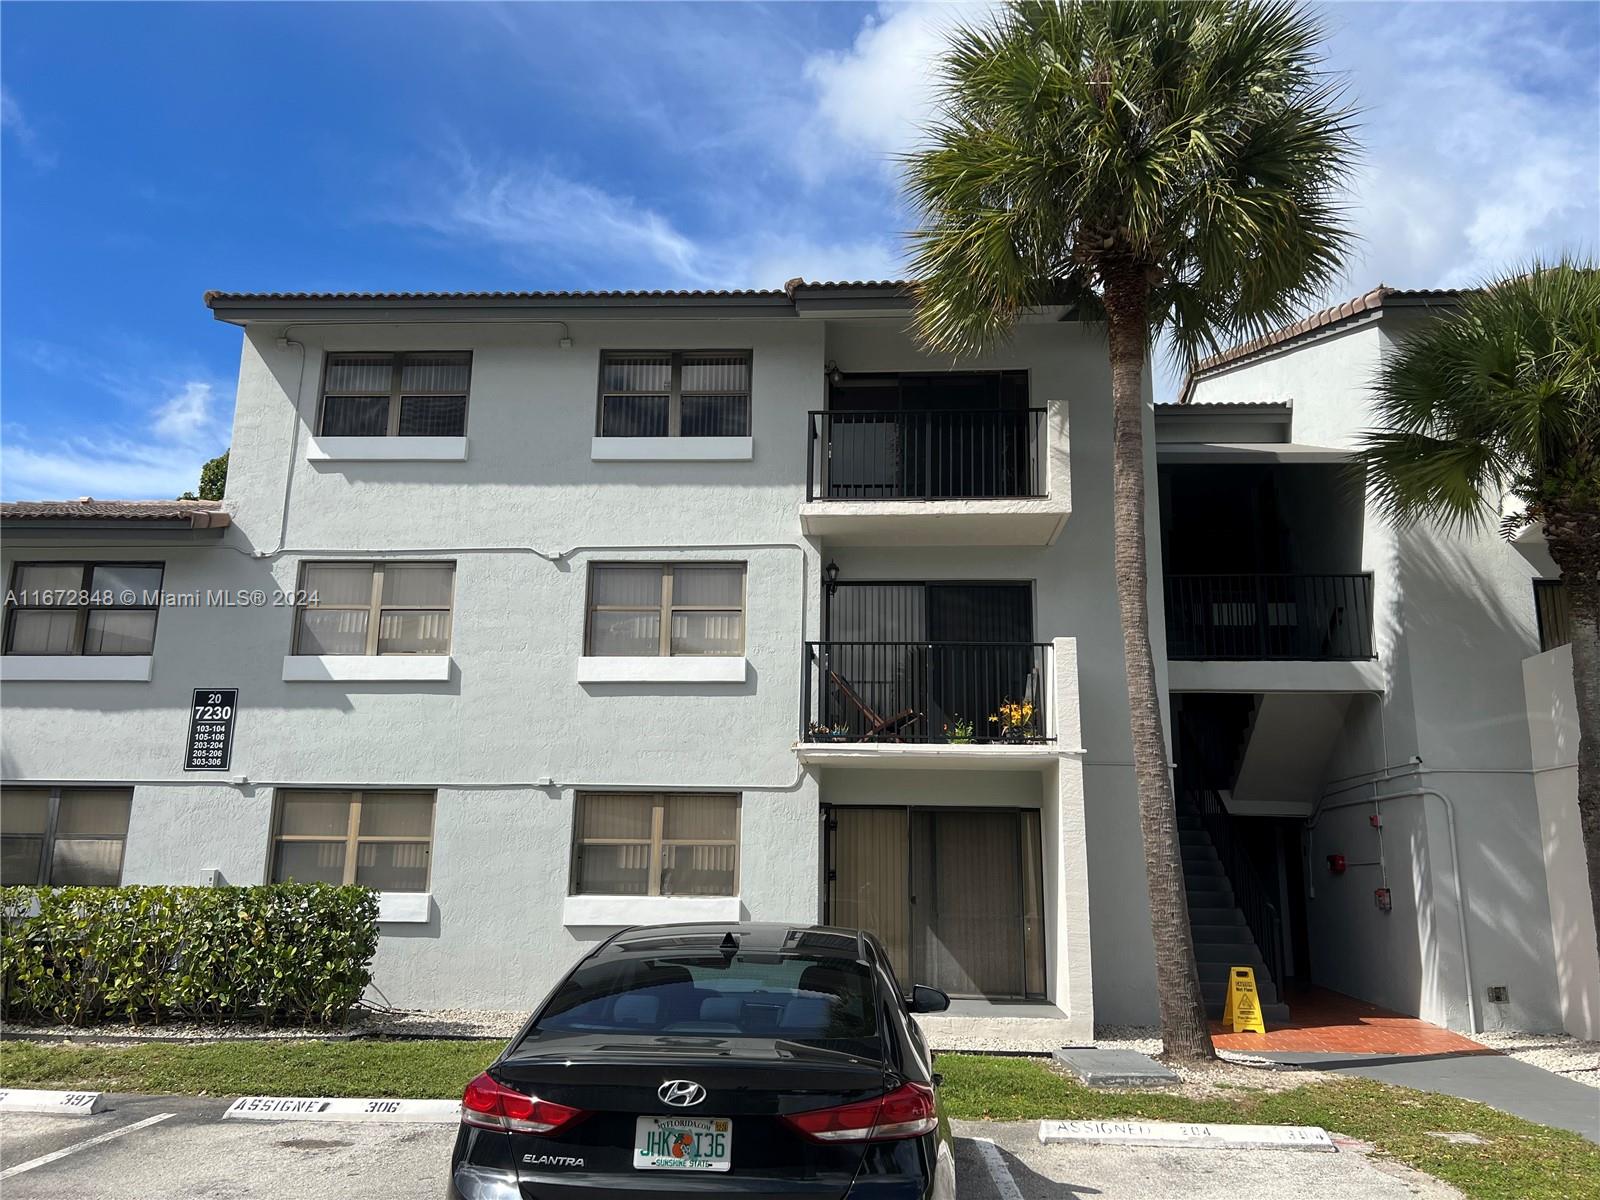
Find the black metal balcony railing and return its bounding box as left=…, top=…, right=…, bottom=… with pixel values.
left=1534, top=579, right=1572, bottom=652
left=1164, top=573, right=1376, bottom=661
left=807, top=409, right=1047, bottom=502
left=801, top=641, right=1052, bottom=745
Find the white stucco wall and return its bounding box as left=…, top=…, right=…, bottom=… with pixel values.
left=1524, top=645, right=1599, bottom=1039
left=3, top=310, right=1143, bottom=1017
left=1187, top=315, right=1564, bottom=1033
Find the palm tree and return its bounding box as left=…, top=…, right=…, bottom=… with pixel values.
left=1360, top=259, right=1600, bottom=961
left=904, top=0, right=1357, bottom=1059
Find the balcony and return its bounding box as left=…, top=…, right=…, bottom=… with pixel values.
left=798, top=640, right=1058, bottom=768
left=800, top=407, right=1069, bottom=546
left=1165, top=573, right=1375, bottom=661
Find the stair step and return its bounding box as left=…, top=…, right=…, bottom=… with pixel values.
left=1181, top=859, right=1226, bottom=877
left=1190, top=920, right=1248, bottom=939
left=1187, top=886, right=1235, bottom=904
left=1189, top=907, right=1246, bottom=925
left=1205, top=998, right=1293, bottom=1024
left=1194, top=941, right=1266, bottom=965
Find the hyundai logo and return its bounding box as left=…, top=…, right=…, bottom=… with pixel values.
left=658, top=1079, right=707, bottom=1107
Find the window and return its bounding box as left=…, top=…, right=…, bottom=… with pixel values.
left=1, top=787, right=133, bottom=885
left=586, top=564, right=744, bottom=657
left=531, top=951, right=877, bottom=1043
left=598, top=351, right=750, bottom=437
left=319, top=352, right=471, bottom=438
left=270, top=789, right=435, bottom=891
left=573, top=792, right=739, bottom=896
left=293, top=562, right=454, bottom=655
left=4, top=563, right=163, bottom=656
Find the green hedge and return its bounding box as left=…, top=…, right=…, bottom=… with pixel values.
left=0, top=884, right=379, bottom=1027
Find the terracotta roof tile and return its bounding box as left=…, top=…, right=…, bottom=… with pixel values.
left=1177, top=286, right=1459, bottom=401
left=204, top=287, right=786, bottom=304
left=1, top=499, right=230, bottom=527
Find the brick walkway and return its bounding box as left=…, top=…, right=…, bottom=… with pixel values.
left=1211, top=987, right=1487, bottom=1054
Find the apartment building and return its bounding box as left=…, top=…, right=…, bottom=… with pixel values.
left=1169, top=286, right=1593, bottom=1039
left=1, top=280, right=1588, bottom=1038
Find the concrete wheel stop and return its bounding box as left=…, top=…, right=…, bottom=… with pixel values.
left=1052, top=1046, right=1182, bottom=1087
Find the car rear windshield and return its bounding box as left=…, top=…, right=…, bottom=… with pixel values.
left=534, top=953, right=879, bottom=1043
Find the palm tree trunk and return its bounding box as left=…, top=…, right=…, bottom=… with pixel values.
left=1544, top=507, right=1600, bottom=967
left=1102, top=266, right=1215, bottom=1061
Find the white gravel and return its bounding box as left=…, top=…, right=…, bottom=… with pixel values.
left=1470, top=1030, right=1600, bottom=1089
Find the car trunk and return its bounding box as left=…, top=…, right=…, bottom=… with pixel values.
left=493, top=1032, right=887, bottom=1199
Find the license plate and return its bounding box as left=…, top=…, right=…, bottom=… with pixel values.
left=633, top=1115, right=733, bottom=1171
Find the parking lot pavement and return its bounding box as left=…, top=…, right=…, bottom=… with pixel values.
left=2, top=1101, right=1464, bottom=1199
left=952, top=1119, right=1466, bottom=1200
left=1, top=1095, right=455, bottom=1200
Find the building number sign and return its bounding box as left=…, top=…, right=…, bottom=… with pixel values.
left=184, top=688, right=237, bottom=771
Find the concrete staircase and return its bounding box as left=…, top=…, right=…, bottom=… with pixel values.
left=1178, top=807, right=1292, bottom=1024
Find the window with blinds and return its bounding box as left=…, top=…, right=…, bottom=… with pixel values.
left=319, top=352, right=472, bottom=438
left=572, top=792, right=739, bottom=896
left=4, top=562, right=164, bottom=656
left=0, top=787, right=133, bottom=886
left=598, top=351, right=751, bottom=438
left=270, top=789, right=435, bottom=892
left=293, top=562, right=454, bottom=655
left=586, top=563, right=744, bottom=657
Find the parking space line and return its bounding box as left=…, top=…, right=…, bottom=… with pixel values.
left=0, top=1112, right=175, bottom=1180
left=972, top=1137, right=1025, bottom=1200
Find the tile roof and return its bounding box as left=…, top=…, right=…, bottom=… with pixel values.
left=204, top=280, right=918, bottom=309
left=204, top=287, right=787, bottom=304
left=1, top=499, right=231, bottom=527
left=1177, top=286, right=1459, bottom=401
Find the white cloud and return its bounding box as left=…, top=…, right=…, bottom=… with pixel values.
left=1, top=379, right=228, bottom=501
left=394, top=147, right=906, bottom=290
left=801, top=4, right=967, bottom=165
left=1322, top=2, right=1598, bottom=295
left=1, top=86, right=57, bottom=170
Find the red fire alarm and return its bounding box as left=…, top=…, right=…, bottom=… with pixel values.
left=1374, top=887, right=1393, bottom=912
left=1326, top=853, right=1347, bottom=874
left=1369, top=813, right=1384, bottom=829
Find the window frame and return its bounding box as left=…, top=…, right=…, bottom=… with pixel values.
left=595, top=350, right=752, bottom=438
left=4, top=561, right=164, bottom=656
left=1, top=785, right=133, bottom=886
left=584, top=562, right=747, bottom=658
left=316, top=351, right=473, bottom=439
left=292, top=560, right=456, bottom=656
left=570, top=791, right=741, bottom=897
left=268, top=788, right=436, bottom=891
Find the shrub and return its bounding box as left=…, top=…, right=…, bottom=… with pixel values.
left=0, top=883, right=379, bottom=1027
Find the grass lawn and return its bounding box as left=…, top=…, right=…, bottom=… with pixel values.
left=938, top=1054, right=1600, bottom=1200
left=2, top=1041, right=1594, bottom=1200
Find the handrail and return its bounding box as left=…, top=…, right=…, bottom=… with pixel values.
left=807, top=408, right=1047, bottom=501
left=800, top=640, right=1053, bottom=745
left=1186, top=782, right=1286, bottom=991
left=1164, top=571, right=1375, bottom=660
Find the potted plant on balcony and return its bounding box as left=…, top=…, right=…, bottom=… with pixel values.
left=806, top=722, right=853, bottom=743
left=988, top=699, right=1038, bottom=744
left=944, top=716, right=976, bottom=745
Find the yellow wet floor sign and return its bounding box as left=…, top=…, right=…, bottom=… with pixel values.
left=1223, top=966, right=1267, bottom=1033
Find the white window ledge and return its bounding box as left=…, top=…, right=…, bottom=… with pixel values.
left=377, top=892, right=431, bottom=924
left=308, top=436, right=468, bottom=462
left=563, top=894, right=740, bottom=927
left=591, top=436, right=752, bottom=462
left=282, top=655, right=453, bottom=682
left=1, top=656, right=153, bottom=682
left=577, top=656, right=747, bottom=684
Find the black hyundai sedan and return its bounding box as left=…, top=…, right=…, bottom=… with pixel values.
left=447, top=922, right=956, bottom=1200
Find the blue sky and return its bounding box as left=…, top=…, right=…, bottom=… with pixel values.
left=2, top=1, right=1596, bottom=500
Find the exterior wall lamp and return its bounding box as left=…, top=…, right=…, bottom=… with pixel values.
left=824, top=560, right=840, bottom=594
left=825, top=360, right=844, bottom=386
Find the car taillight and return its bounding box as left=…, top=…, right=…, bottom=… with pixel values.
left=781, top=1081, right=938, bottom=1143
left=461, top=1072, right=585, bottom=1135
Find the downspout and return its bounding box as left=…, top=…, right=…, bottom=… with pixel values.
left=1308, top=777, right=1478, bottom=1033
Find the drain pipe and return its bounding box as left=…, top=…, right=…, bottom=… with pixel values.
left=1309, top=779, right=1478, bottom=1033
